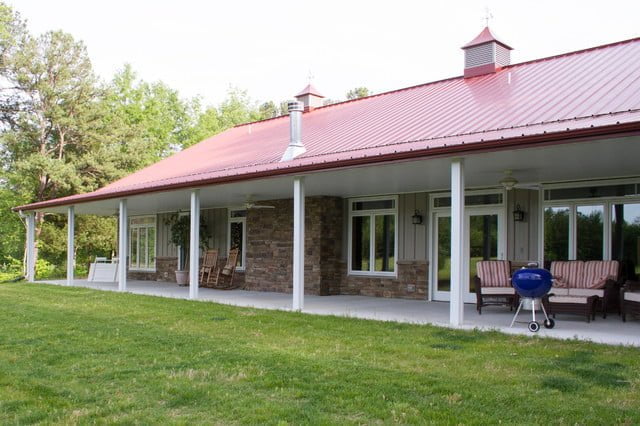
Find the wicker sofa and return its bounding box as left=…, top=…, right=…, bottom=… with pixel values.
left=543, top=260, right=620, bottom=321
left=474, top=260, right=518, bottom=314
left=621, top=281, right=640, bottom=322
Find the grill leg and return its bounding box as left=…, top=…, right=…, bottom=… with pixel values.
left=510, top=300, right=524, bottom=328
left=540, top=301, right=550, bottom=322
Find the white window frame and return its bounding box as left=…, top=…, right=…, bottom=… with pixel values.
left=129, top=215, right=157, bottom=272
left=228, top=209, right=247, bottom=271
left=430, top=188, right=506, bottom=211
left=540, top=179, right=640, bottom=263
left=348, top=195, right=398, bottom=277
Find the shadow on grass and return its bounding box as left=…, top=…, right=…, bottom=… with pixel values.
left=541, top=350, right=631, bottom=392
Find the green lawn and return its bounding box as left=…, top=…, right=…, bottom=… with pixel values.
left=0, top=283, right=639, bottom=424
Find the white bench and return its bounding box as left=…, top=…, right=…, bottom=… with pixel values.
left=88, top=257, right=119, bottom=282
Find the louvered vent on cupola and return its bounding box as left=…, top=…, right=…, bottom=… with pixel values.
left=462, top=26, right=513, bottom=78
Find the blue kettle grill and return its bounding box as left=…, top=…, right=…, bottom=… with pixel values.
left=510, top=267, right=555, bottom=332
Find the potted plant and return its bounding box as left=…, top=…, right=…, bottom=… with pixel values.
left=166, top=212, right=211, bottom=285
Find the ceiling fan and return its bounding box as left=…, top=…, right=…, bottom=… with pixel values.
left=499, top=170, right=518, bottom=191
left=498, top=170, right=539, bottom=191
left=243, top=195, right=275, bottom=210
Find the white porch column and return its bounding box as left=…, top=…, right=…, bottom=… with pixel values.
left=450, top=158, right=465, bottom=326
left=25, top=212, right=35, bottom=282
left=292, top=177, right=305, bottom=311
left=66, top=206, right=75, bottom=286
left=118, top=199, right=128, bottom=292
left=189, top=189, right=200, bottom=300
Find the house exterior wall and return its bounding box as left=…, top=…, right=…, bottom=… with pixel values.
left=244, top=197, right=343, bottom=295
left=398, top=193, right=428, bottom=261
left=244, top=194, right=428, bottom=300
left=130, top=189, right=535, bottom=300
left=128, top=207, right=229, bottom=282
left=506, top=188, right=539, bottom=263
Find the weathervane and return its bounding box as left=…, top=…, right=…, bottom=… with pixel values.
left=482, top=7, right=493, bottom=27
left=307, top=69, right=315, bottom=83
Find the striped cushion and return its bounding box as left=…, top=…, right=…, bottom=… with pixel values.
left=476, top=261, right=511, bottom=287
left=583, top=260, right=619, bottom=289
left=550, top=261, right=584, bottom=288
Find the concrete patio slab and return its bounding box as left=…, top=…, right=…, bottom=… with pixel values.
left=37, top=279, right=640, bottom=347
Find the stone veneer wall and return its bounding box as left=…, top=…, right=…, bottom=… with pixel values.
left=244, top=196, right=343, bottom=295
left=128, top=257, right=178, bottom=282
left=339, top=260, right=428, bottom=300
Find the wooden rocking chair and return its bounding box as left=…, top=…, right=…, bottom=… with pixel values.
left=209, top=248, right=240, bottom=290
left=199, top=249, right=218, bottom=287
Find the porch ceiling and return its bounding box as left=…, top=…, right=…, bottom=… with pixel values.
left=42, top=134, right=640, bottom=216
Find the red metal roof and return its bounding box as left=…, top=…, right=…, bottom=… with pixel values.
left=17, top=37, right=640, bottom=211
left=463, top=26, right=513, bottom=50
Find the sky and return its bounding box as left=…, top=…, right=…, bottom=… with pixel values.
left=8, top=0, right=640, bottom=107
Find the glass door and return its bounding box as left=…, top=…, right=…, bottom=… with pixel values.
left=432, top=207, right=504, bottom=302
left=433, top=213, right=452, bottom=300
left=465, top=209, right=502, bottom=303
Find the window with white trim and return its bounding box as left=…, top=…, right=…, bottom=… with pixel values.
left=228, top=209, right=247, bottom=270
left=129, top=216, right=156, bottom=271
left=542, top=181, right=640, bottom=269
left=349, top=197, right=397, bottom=275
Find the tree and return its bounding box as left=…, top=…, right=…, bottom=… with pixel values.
left=183, top=88, right=278, bottom=148
left=100, top=65, right=195, bottom=167
left=0, top=27, right=104, bottom=270
left=346, top=87, right=371, bottom=100
left=258, top=101, right=279, bottom=119
left=0, top=3, right=27, bottom=119
left=0, top=2, right=293, bottom=278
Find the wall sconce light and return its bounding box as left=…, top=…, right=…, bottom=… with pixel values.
left=412, top=209, right=423, bottom=225
left=513, top=204, right=525, bottom=222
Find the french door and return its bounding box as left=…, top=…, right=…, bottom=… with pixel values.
left=432, top=207, right=505, bottom=302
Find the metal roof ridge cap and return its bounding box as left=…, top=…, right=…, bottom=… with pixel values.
left=502, top=36, right=640, bottom=71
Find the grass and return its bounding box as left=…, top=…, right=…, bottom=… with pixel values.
left=0, top=283, right=639, bottom=424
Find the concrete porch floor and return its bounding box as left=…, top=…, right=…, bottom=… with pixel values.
left=38, top=279, right=640, bottom=347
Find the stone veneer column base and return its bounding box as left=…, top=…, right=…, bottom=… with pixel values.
left=128, top=257, right=178, bottom=282
left=339, top=260, right=428, bottom=300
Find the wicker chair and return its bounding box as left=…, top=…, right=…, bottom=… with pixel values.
left=546, top=260, right=620, bottom=320
left=208, top=248, right=240, bottom=290
left=475, top=260, right=518, bottom=314
left=621, top=281, right=640, bottom=322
